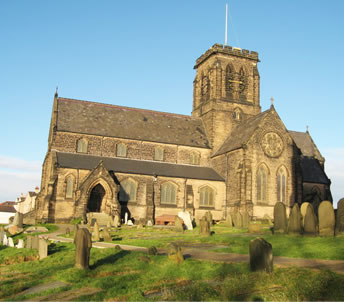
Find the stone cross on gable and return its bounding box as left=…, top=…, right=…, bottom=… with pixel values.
left=270, top=97, right=274, bottom=106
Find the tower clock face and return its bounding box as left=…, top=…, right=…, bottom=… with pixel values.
left=261, top=132, right=284, bottom=157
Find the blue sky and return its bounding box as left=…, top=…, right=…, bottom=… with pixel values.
left=0, top=1, right=343, bottom=206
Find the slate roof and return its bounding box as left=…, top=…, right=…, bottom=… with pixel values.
left=0, top=205, right=16, bottom=213
left=288, top=130, right=323, bottom=159
left=213, top=110, right=269, bottom=157
left=56, top=152, right=224, bottom=182
left=56, top=98, right=210, bottom=148
left=300, top=157, right=330, bottom=184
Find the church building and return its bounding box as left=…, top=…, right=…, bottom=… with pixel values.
left=35, top=44, right=331, bottom=223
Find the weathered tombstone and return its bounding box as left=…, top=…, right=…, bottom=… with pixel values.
left=168, top=242, right=184, bottom=264
left=304, top=204, right=317, bottom=235
left=234, top=212, right=243, bottom=228
left=288, top=204, right=302, bottom=235
left=107, top=221, right=112, bottom=228
left=248, top=223, right=263, bottom=233
left=13, top=212, right=23, bottom=227
left=318, top=201, right=335, bottom=236
left=148, top=246, right=158, bottom=255
left=273, top=202, right=287, bottom=234
left=178, top=211, right=193, bottom=230
left=199, top=216, right=211, bottom=236
left=26, top=236, right=33, bottom=249
left=249, top=237, right=273, bottom=273
left=90, top=218, right=97, bottom=227
left=174, top=216, right=184, bottom=232
left=113, top=214, right=121, bottom=227
left=242, top=211, right=250, bottom=228
left=16, top=239, right=25, bottom=249
left=225, top=214, right=233, bottom=227
left=127, top=219, right=134, bottom=226
left=32, top=235, right=39, bottom=250
left=8, top=237, right=14, bottom=247
left=65, top=227, right=70, bottom=235
left=38, top=239, right=48, bottom=259
left=300, top=202, right=311, bottom=227
left=205, top=211, right=213, bottom=225
left=74, top=228, right=92, bottom=269
left=102, top=228, right=112, bottom=241
left=0, top=229, right=4, bottom=243
left=263, top=214, right=273, bottom=225
left=93, top=222, right=100, bottom=241
left=3, top=234, right=8, bottom=246
left=336, top=198, right=344, bottom=234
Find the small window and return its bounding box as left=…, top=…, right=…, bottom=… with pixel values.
left=277, top=168, right=287, bottom=203
left=65, top=176, right=74, bottom=198
left=190, top=152, right=200, bottom=165
left=200, top=186, right=214, bottom=207
left=154, top=147, right=164, bottom=161
left=119, top=179, right=137, bottom=202
left=161, top=182, right=177, bottom=205
left=117, top=143, right=127, bottom=157
left=233, top=109, right=242, bottom=120
left=77, top=138, right=88, bottom=153
left=257, top=166, right=268, bottom=202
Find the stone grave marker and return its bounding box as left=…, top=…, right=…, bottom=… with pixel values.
left=127, top=219, right=134, bottom=226
left=93, top=222, right=100, bottom=241
left=318, top=201, right=335, bottom=236
left=234, top=212, right=243, bottom=228
left=178, top=211, right=193, bottom=230
left=13, top=212, right=23, bottom=228
left=199, top=216, right=211, bottom=236
left=225, top=214, right=233, bottom=227
left=205, top=211, right=213, bottom=225
left=65, top=228, right=70, bottom=235
left=3, top=234, right=8, bottom=246
left=32, top=235, right=40, bottom=250
left=336, top=198, right=344, bottom=234
left=8, top=237, right=14, bottom=247
left=273, top=202, right=287, bottom=234
left=113, top=214, right=121, bottom=227
left=16, top=239, right=25, bottom=249
left=147, top=220, right=153, bottom=227
left=74, top=228, right=92, bottom=269
left=174, top=216, right=184, bottom=232
left=242, top=211, right=250, bottom=228
left=0, top=229, right=4, bottom=243
left=300, top=202, right=311, bottom=227
left=248, top=223, right=263, bottom=233
left=249, top=237, right=273, bottom=273
left=102, top=228, right=112, bottom=242
left=39, top=239, right=48, bottom=259
left=26, top=236, right=33, bottom=249
left=263, top=214, right=273, bottom=225
left=304, top=204, right=317, bottom=235
left=288, top=204, right=302, bottom=235
left=168, top=242, right=184, bottom=264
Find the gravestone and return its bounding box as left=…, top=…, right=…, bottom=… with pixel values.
left=93, top=222, right=100, bottom=241
left=65, top=228, right=70, bottom=235
left=39, top=239, right=48, bottom=260
left=26, top=236, right=33, bottom=249
left=263, top=214, right=273, bottom=225
left=113, top=214, right=121, bottom=227
left=8, top=237, right=14, bottom=247
left=248, top=223, right=263, bottom=233
left=234, top=212, right=243, bottom=228
left=107, top=221, right=111, bottom=228
left=318, top=201, right=335, bottom=236
left=300, top=202, right=311, bottom=227
left=74, top=228, right=92, bottom=269
left=288, top=204, right=302, bottom=235
left=225, top=214, right=233, bottom=227
left=205, top=211, right=213, bottom=225
left=336, top=198, right=344, bottom=234
left=3, top=234, right=8, bottom=246
left=249, top=237, right=273, bottom=273
left=174, top=216, right=184, bottom=232
left=304, top=204, right=317, bottom=235
left=168, top=242, right=184, bottom=264
left=32, top=235, right=39, bottom=250
left=242, top=211, right=250, bottom=228
left=16, top=239, right=25, bottom=249
left=102, top=228, right=112, bottom=241
left=178, top=211, right=193, bottom=230
left=13, top=212, right=23, bottom=228
left=273, top=202, right=287, bottom=234
left=0, top=229, right=4, bottom=243
left=147, top=220, right=153, bottom=227
left=199, top=216, right=211, bottom=236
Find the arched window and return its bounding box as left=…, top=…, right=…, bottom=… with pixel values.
left=232, top=108, right=242, bottom=121
left=117, top=143, right=127, bottom=157
left=65, top=175, right=74, bottom=198
left=238, top=67, right=247, bottom=95
left=200, top=186, right=215, bottom=207
left=201, top=75, right=209, bottom=97
left=77, top=138, right=88, bottom=153
left=277, top=167, right=287, bottom=203
left=160, top=182, right=177, bottom=205
left=190, top=151, right=200, bottom=165
left=119, top=179, right=137, bottom=202
left=154, top=147, right=164, bottom=161
left=257, top=165, right=268, bottom=202
left=225, top=64, right=235, bottom=96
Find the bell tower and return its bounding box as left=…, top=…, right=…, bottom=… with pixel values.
left=192, top=44, right=261, bottom=151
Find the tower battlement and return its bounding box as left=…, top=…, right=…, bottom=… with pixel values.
left=194, top=43, right=259, bottom=69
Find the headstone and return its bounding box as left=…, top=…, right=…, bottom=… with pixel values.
left=234, top=212, right=243, bottom=228
left=168, top=242, right=184, bottom=264
left=65, top=228, right=70, bottom=235
left=127, top=219, right=134, bottom=226
left=199, top=216, right=211, bottom=236
left=174, top=216, right=184, bottom=232
left=39, top=239, right=48, bottom=259
left=102, top=228, right=112, bottom=242
left=242, top=211, right=250, bottom=228
left=125, top=212, right=128, bottom=224
left=25, top=226, right=48, bottom=234
left=300, top=202, right=311, bottom=227
left=107, top=221, right=112, bottom=228
left=32, top=235, right=39, bottom=250
left=8, top=237, right=14, bottom=247
left=177, top=211, right=193, bottom=230
left=249, top=237, right=273, bottom=273
left=205, top=211, right=213, bottom=225
left=273, top=202, right=287, bottom=234
left=93, top=222, right=100, bottom=241
left=13, top=212, right=23, bottom=227
left=26, top=236, right=33, bottom=249
left=113, top=214, right=121, bottom=227
left=304, top=204, right=317, bottom=235
left=16, top=239, right=25, bottom=249
left=147, top=220, right=153, bottom=227
left=0, top=229, right=4, bottom=243
left=3, top=234, right=8, bottom=246
left=248, top=223, right=263, bottom=233
left=148, top=246, right=158, bottom=255
left=336, top=198, right=344, bottom=234
left=263, top=214, right=273, bottom=225
left=90, top=218, right=97, bottom=227
left=288, top=204, right=302, bottom=235
left=74, top=228, right=92, bottom=269
left=225, top=214, right=233, bottom=227
left=318, top=201, right=335, bottom=236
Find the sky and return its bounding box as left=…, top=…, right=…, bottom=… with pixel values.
left=0, top=0, right=343, bottom=206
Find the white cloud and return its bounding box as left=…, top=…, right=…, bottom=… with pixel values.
left=0, top=155, right=41, bottom=172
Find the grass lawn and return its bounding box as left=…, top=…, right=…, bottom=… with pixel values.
left=1, top=242, right=344, bottom=301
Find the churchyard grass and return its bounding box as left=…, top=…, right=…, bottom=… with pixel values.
left=1, top=242, right=344, bottom=301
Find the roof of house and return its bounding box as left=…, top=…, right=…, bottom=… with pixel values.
left=56, top=97, right=210, bottom=149
left=300, top=157, right=330, bottom=184
left=56, top=152, right=224, bottom=182
left=1, top=201, right=16, bottom=206
left=0, top=205, right=16, bottom=213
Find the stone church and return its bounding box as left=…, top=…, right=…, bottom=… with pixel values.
left=35, top=43, right=331, bottom=224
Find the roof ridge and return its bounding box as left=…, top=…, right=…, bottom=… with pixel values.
left=57, top=97, right=198, bottom=120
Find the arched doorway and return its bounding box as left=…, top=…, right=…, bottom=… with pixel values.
left=87, top=184, right=105, bottom=212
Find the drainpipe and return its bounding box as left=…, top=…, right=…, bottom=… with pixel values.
left=184, top=178, right=187, bottom=212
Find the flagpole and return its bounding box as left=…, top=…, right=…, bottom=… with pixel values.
left=225, top=3, right=228, bottom=46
